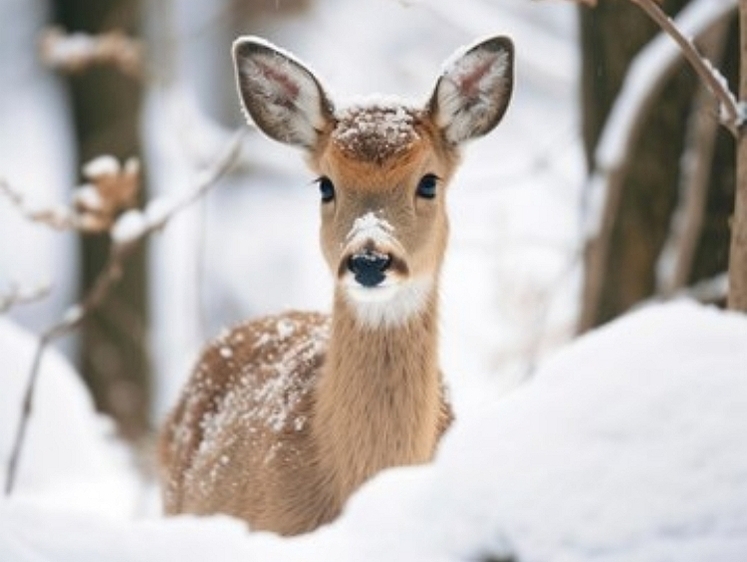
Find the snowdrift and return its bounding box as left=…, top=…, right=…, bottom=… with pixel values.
left=1, top=300, right=746, bottom=561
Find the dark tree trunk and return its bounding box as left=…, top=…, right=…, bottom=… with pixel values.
left=727, top=3, right=747, bottom=310
left=693, top=17, right=738, bottom=288
left=578, top=0, right=736, bottom=330
left=54, top=0, right=151, bottom=440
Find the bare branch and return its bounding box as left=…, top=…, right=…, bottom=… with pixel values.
left=0, top=282, right=52, bottom=314
left=630, top=0, right=741, bottom=135
left=3, top=129, right=246, bottom=496
left=1, top=157, right=141, bottom=233
left=0, top=179, right=74, bottom=229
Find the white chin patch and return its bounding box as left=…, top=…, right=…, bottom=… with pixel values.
left=343, top=276, right=433, bottom=329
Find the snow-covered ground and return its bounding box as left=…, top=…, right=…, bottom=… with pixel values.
left=2, top=0, right=746, bottom=560
left=2, top=301, right=746, bottom=561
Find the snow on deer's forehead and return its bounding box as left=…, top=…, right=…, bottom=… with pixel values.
left=332, top=100, right=421, bottom=163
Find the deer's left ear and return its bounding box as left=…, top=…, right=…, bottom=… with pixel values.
left=428, top=36, right=514, bottom=145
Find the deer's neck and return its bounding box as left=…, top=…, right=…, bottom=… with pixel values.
left=313, top=286, right=443, bottom=500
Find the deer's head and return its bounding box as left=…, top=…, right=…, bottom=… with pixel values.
left=233, top=37, right=514, bottom=327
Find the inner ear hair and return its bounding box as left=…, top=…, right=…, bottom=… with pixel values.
left=429, top=36, right=514, bottom=145
left=232, top=37, right=334, bottom=149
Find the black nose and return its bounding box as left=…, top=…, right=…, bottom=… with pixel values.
left=347, top=251, right=392, bottom=287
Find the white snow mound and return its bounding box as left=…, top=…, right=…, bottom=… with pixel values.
left=0, top=301, right=746, bottom=561
left=0, top=318, right=139, bottom=517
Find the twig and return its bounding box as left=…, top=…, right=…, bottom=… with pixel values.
left=631, top=0, right=742, bottom=136
left=0, top=282, right=52, bottom=314
left=3, top=129, right=246, bottom=496
left=1, top=157, right=141, bottom=233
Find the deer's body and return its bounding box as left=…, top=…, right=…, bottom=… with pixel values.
left=160, top=35, right=514, bottom=536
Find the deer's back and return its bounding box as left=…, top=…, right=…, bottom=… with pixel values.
left=159, top=310, right=334, bottom=534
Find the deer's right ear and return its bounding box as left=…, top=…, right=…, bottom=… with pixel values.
left=428, top=36, right=514, bottom=146
left=232, top=37, right=334, bottom=149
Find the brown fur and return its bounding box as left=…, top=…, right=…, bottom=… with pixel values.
left=160, top=300, right=453, bottom=535
left=159, top=122, right=458, bottom=536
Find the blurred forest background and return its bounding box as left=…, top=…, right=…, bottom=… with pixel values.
left=0, top=0, right=737, bottom=447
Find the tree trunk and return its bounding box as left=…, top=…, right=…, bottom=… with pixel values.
left=54, top=0, right=151, bottom=440
left=691, top=18, right=738, bottom=293
left=728, top=0, right=747, bottom=310
left=578, top=0, right=737, bottom=330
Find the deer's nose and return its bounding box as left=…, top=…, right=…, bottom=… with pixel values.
left=347, top=251, right=392, bottom=287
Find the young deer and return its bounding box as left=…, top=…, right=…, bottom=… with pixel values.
left=160, top=35, right=514, bottom=536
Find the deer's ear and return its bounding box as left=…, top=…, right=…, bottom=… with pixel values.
left=428, top=36, right=514, bottom=145
left=232, top=37, right=334, bottom=149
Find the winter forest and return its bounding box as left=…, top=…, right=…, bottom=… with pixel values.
left=1, top=0, right=746, bottom=559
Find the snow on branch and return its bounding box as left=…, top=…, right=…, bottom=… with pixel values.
left=39, top=27, right=144, bottom=80
left=577, top=0, right=737, bottom=333
left=3, top=129, right=246, bottom=496
left=0, top=282, right=51, bottom=315
left=629, top=0, right=742, bottom=135
left=585, top=0, right=737, bottom=239
left=1, top=157, right=141, bottom=233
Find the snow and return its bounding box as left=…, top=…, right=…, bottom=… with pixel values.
left=73, top=185, right=104, bottom=211
left=345, top=211, right=396, bottom=248
left=332, top=103, right=420, bottom=161
left=2, top=301, right=746, bottom=560
left=42, top=31, right=97, bottom=66
left=594, top=0, right=737, bottom=172
left=5, top=0, right=743, bottom=559
left=0, top=318, right=139, bottom=516
left=60, top=304, right=83, bottom=325
left=584, top=0, right=738, bottom=240
left=82, top=155, right=121, bottom=179
left=0, top=0, right=77, bottom=338
left=111, top=209, right=148, bottom=245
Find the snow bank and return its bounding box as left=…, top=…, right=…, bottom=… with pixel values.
left=1, top=301, right=745, bottom=561
left=0, top=318, right=139, bottom=517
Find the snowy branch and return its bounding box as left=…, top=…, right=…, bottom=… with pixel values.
left=0, top=282, right=52, bottom=315
left=1, top=157, right=141, bottom=233
left=3, top=129, right=246, bottom=496
left=39, top=27, right=144, bottom=80
left=630, top=0, right=742, bottom=135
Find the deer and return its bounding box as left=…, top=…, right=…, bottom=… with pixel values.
left=159, top=34, right=514, bottom=536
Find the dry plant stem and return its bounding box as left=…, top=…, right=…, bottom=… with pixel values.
left=0, top=284, right=52, bottom=314
left=3, top=130, right=245, bottom=496
left=5, top=335, right=48, bottom=495
left=631, top=0, right=741, bottom=136
left=728, top=0, right=747, bottom=310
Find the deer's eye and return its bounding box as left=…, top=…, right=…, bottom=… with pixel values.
left=416, top=174, right=439, bottom=199
left=318, top=176, right=335, bottom=203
